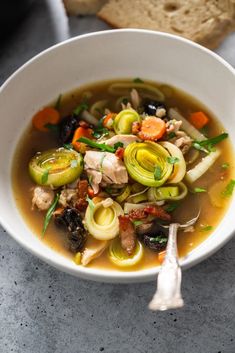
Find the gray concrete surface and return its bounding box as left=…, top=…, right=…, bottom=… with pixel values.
left=0, top=1, right=235, bottom=352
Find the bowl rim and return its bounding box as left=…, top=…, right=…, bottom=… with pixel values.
left=1, top=28, right=235, bottom=283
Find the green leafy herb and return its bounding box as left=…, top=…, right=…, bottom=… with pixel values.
left=165, top=203, right=179, bottom=213
left=80, top=159, right=84, bottom=167
left=132, top=220, right=144, bottom=227
left=70, top=160, right=78, bottom=168
left=133, top=77, right=144, bottom=83
left=41, top=169, right=49, bottom=184
left=44, top=123, right=59, bottom=133
left=167, top=156, right=179, bottom=164
left=42, top=193, right=60, bottom=237
left=105, top=187, right=113, bottom=194
left=221, top=179, right=235, bottom=197
left=63, top=143, right=73, bottom=150
left=200, top=225, right=213, bottom=232
left=86, top=196, right=95, bottom=211
left=168, top=132, right=176, bottom=139
left=221, top=162, right=230, bottom=170
left=149, top=236, right=168, bottom=245
left=73, top=103, right=88, bottom=116
left=113, top=142, right=124, bottom=150
left=54, top=94, right=62, bottom=110
left=99, top=153, right=106, bottom=174
left=199, top=126, right=209, bottom=137
left=78, top=137, right=120, bottom=153
left=193, top=133, right=228, bottom=153
left=193, top=187, right=207, bottom=193
left=92, top=118, right=109, bottom=139
left=154, top=166, right=162, bottom=180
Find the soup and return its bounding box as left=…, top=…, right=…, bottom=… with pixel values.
left=12, top=79, right=234, bottom=271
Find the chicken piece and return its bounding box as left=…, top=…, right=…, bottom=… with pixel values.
left=119, top=215, right=136, bottom=255
left=32, top=186, right=55, bottom=211
left=59, top=188, right=78, bottom=207
left=86, top=169, right=102, bottom=194
left=104, top=134, right=140, bottom=147
left=174, top=134, right=192, bottom=154
left=81, top=240, right=108, bottom=266
left=166, top=119, right=182, bottom=134
left=84, top=151, right=128, bottom=186
left=156, top=107, right=167, bottom=118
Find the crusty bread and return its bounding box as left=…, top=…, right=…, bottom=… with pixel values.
left=63, top=0, right=107, bottom=15
left=98, top=0, right=235, bottom=49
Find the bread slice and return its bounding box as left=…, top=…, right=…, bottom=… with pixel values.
left=63, top=0, right=107, bottom=15
left=98, top=0, right=235, bottom=49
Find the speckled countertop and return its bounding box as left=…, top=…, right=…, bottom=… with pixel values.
left=0, top=1, right=235, bottom=352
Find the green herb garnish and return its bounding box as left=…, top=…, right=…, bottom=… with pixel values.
left=221, top=163, right=230, bottom=170
left=122, top=98, right=129, bottom=105
left=41, top=169, right=50, bottom=184
left=149, top=236, right=168, bottom=245
left=86, top=196, right=95, bottom=211
left=132, top=220, right=144, bottom=227
left=77, top=137, right=117, bottom=153
left=114, top=142, right=124, bottom=150
left=154, top=166, right=162, bottom=180
left=193, top=187, right=207, bottom=193
left=167, top=156, right=179, bottom=165
left=200, top=225, right=213, bottom=232
left=42, top=193, right=60, bottom=237
left=168, top=132, right=176, bottom=139
left=54, top=94, right=62, bottom=111
left=165, top=203, right=179, bottom=213
left=73, top=103, right=88, bottom=116
left=193, top=133, right=228, bottom=153
left=63, top=143, right=73, bottom=150
left=133, top=78, right=144, bottom=83
left=200, top=126, right=209, bottom=137
left=92, top=118, right=109, bottom=139
left=221, top=179, right=235, bottom=197
left=44, top=123, right=59, bottom=133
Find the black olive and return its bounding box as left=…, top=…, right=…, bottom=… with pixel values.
left=59, top=115, right=79, bottom=144
left=136, top=221, right=168, bottom=251
left=54, top=207, right=87, bottom=252
left=143, top=100, right=167, bottom=118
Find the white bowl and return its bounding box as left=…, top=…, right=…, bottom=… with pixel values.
left=0, top=29, right=235, bottom=283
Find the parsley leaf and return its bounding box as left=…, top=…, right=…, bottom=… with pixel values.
left=165, top=203, right=179, bottom=213
left=149, top=236, right=168, bottom=244
left=167, top=156, right=179, bottom=164
left=73, top=103, right=88, bottom=116
left=221, top=179, right=235, bottom=197
left=122, top=97, right=129, bottom=105
left=86, top=196, right=95, bottom=211
left=154, top=166, right=162, bottom=180
left=194, top=187, right=207, bottom=193
left=168, top=132, right=176, bottom=139
left=221, top=163, right=230, bottom=170
left=41, top=169, right=50, bottom=184
left=42, top=193, right=60, bottom=237
left=114, top=142, right=124, bottom=150
left=63, top=143, right=73, bottom=150
left=200, top=225, right=213, bottom=232
left=44, top=123, right=59, bottom=133
left=132, top=220, right=144, bottom=227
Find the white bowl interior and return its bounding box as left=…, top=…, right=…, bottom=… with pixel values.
left=0, top=29, right=235, bottom=282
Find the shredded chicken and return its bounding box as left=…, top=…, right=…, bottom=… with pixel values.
left=174, top=134, right=192, bottom=154
left=32, top=186, right=55, bottom=211
left=105, top=134, right=140, bottom=147
left=81, top=240, right=108, bottom=266
left=130, top=89, right=141, bottom=110
left=84, top=151, right=128, bottom=193
left=166, top=119, right=182, bottom=133
left=59, top=189, right=77, bottom=208
left=119, top=215, right=136, bottom=255
left=183, top=225, right=195, bottom=233
left=156, top=107, right=166, bottom=118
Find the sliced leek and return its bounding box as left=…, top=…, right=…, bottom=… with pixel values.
left=159, top=141, right=186, bottom=183
left=113, top=109, right=141, bottom=135
left=124, top=141, right=173, bottom=187
left=186, top=149, right=221, bottom=183
left=147, top=182, right=188, bottom=201
left=169, top=108, right=206, bottom=141
left=127, top=187, right=149, bottom=203
left=108, top=82, right=165, bottom=102
left=116, top=185, right=131, bottom=203
left=109, top=238, right=143, bottom=267
left=29, top=148, right=83, bottom=187
left=84, top=198, right=124, bottom=240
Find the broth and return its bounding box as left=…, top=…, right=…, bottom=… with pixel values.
left=12, top=79, right=234, bottom=271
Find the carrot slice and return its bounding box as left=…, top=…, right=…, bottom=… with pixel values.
left=138, top=116, right=166, bottom=141
left=103, top=113, right=116, bottom=129
left=189, top=111, right=209, bottom=129
left=32, top=107, right=60, bottom=132
left=72, top=127, right=93, bottom=152
left=158, top=250, right=166, bottom=264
